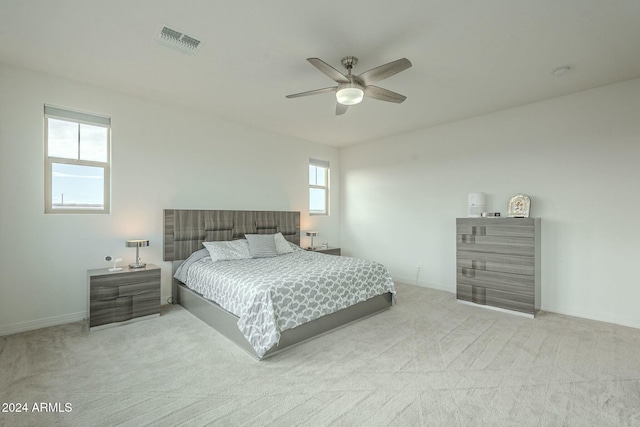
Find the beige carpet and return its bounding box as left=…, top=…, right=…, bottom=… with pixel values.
left=1, top=283, right=640, bottom=426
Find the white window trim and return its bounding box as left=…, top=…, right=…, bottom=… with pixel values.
left=44, top=105, right=111, bottom=214
left=309, top=158, right=329, bottom=216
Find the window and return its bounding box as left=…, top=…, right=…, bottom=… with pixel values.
left=309, top=158, right=329, bottom=215
left=44, top=105, right=111, bottom=214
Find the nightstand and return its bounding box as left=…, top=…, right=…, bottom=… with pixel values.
left=88, top=264, right=161, bottom=330
left=307, top=247, right=341, bottom=256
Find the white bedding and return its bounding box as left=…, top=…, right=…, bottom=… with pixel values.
left=182, top=249, right=396, bottom=357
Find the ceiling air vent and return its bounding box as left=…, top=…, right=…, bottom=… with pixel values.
left=154, top=25, right=203, bottom=55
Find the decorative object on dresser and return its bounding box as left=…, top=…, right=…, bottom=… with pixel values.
left=507, top=194, right=531, bottom=218
left=88, top=264, right=161, bottom=330
left=307, top=246, right=341, bottom=256
left=306, top=230, right=318, bottom=249
left=104, top=255, right=123, bottom=272
left=468, top=192, right=486, bottom=218
left=126, top=239, right=149, bottom=268
left=456, top=218, right=541, bottom=317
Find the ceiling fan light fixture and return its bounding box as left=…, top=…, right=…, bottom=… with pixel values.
left=336, top=87, right=364, bottom=105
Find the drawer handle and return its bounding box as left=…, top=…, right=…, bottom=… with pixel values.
left=471, top=226, right=486, bottom=236
left=471, top=260, right=486, bottom=270
left=461, top=235, right=476, bottom=244
left=461, top=268, right=475, bottom=278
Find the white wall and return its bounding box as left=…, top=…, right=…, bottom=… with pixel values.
left=0, top=63, right=340, bottom=335
left=340, top=78, right=640, bottom=329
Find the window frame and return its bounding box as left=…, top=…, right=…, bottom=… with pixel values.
left=309, top=158, right=330, bottom=216
left=44, top=105, right=111, bottom=214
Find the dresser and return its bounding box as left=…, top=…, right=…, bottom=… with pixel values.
left=88, top=264, right=161, bottom=330
left=456, top=218, right=540, bottom=316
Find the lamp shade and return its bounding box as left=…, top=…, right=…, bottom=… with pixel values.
left=336, top=87, right=364, bottom=105
left=126, top=239, right=149, bottom=248
left=306, top=231, right=318, bottom=237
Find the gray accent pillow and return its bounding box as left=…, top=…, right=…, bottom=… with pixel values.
left=202, top=239, right=252, bottom=262
left=274, top=232, right=294, bottom=255
left=245, top=234, right=278, bottom=258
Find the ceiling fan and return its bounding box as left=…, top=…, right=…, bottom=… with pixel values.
left=286, top=56, right=412, bottom=115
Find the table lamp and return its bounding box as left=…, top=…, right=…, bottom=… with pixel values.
left=126, top=239, right=149, bottom=268
left=306, top=231, right=317, bottom=250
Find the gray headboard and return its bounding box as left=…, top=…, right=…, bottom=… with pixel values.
left=163, top=209, right=300, bottom=261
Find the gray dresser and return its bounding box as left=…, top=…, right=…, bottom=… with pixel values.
left=456, top=218, right=541, bottom=316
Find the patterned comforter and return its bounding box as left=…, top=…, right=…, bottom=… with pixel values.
left=183, top=249, right=396, bottom=357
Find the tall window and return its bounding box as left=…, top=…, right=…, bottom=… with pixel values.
left=44, top=105, right=111, bottom=214
left=309, top=158, right=329, bottom=215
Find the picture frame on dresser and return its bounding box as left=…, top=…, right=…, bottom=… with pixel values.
left=507, top=194, right=531, bottom=218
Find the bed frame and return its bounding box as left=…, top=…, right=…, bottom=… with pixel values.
left=163, top=209, right=393, bottom=360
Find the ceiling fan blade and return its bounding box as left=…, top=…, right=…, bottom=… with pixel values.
left=355, top=58, right=412, bottom=86
left=307, top=58, right=350, bottom=84
left=336, top=103, right=349, bottom=115
left=286, top=86, right=337, bottom=99
left=364, top=86, right=407, bottom=103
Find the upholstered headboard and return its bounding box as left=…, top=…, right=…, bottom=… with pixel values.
left=163, top=209, right=300, bottom=261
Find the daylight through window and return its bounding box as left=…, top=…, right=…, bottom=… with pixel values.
left=309, top=158, right=329, bottom=215
left=44, top=105, right=111, bottom=214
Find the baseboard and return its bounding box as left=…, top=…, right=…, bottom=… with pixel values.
left=392, top=275, right=452, bottom=293
left=2, top=297, right=173, bottom=337
left=0, top=311, right=86, bottom=337
left=541, top=305, right=640, bottom=330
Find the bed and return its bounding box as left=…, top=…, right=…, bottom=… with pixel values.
left=163, top=209, right=395, bottom=360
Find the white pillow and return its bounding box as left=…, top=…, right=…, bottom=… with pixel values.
left=274, top=232, right=294, bottom=255
left=245, top=234, right=278, bottom=258
left=202, top=239, right=251, bottom=262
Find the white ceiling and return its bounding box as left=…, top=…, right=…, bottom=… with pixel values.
left=1, top=0, right=639, bottom=147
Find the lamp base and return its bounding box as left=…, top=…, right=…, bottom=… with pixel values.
left=129, top=262, right=147, bottom=269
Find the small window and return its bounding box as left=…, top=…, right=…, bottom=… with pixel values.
left=44, top=105, right=111, bottom=214
left=309, top=158, right=329, bottom=215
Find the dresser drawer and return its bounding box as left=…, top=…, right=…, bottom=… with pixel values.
left=457, top=218, right=535, bottom=238
left=457, top=283, right=487, bottom=305
left=457, top=235, right=534, bottom=256
left=457, top=283, right=534, bottom=314
left=486, top=288, right=535, bottom=315
left=457, top=251, right=534, bottom=276
left=457, top=268, right=534, bottom=296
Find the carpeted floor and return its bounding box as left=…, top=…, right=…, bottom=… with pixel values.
left=1, top=283, right=640, bottom=426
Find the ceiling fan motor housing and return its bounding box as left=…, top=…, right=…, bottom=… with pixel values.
left=341, top=56, right=358, bottom=71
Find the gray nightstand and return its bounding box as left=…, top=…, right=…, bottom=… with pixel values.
left=307, top=247, right=341, bottom=256
left=88, top=264, right=161, bottom=330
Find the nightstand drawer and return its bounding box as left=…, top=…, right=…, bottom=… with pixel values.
left=132, top=290, right=161, bottom=318
left=119, top=280, right=159, bottom=298
left=90, top=285, right=118, bottom=301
